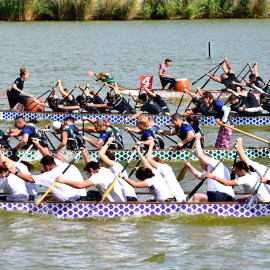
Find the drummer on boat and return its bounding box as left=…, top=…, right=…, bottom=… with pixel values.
left=8, top=68, right=30, bottom=111
left=159, top=58, right=176, bottom=91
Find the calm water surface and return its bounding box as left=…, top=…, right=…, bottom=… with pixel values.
left=0, top=19, right=270, bottom=269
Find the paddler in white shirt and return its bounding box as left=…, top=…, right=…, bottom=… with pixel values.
left=184, top=133, right=235, bottom=202
left=98, top=137, right=137, bottom=201
left=55, top=147, right=127, bottom=202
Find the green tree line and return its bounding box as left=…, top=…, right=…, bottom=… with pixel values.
left=0, top=0, right=269, bottom=21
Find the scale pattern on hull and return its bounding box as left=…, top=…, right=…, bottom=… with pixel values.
left=1, top=111, right=270, bottom=126
left=0, top=201, right=269, bottom=219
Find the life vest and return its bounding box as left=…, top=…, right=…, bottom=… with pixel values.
left=141, top=127, right=160, bottom=149
left=24, top=123, right=48, bottom=149
left=0, top=130, right=12, bottom=150
left=104, top=125, right=124, bottom=150
left=153, top=125, right=164, bottom=149
left=62, top=125, right=83, bottom=150
left=175, top=122, right=195, bottom=149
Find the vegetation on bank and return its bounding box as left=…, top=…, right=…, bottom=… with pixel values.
left=0, top=0, right=269, bottom=21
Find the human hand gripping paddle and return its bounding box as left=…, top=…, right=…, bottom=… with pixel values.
left=240, top=63, right=256, bottom=82
left=177, top=141, right=196, bottom=182
left=3, top=144, right=34, bottom=178
left=246, top=162, right=270, bottom=210
left=185, top=147, right=235, bottom=202
left=35, top=150, right=82, bottom=207
left=100, top=149, right=137, bottom=203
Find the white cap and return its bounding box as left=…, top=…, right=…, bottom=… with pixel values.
left=50, top=121, right=62, bottom=132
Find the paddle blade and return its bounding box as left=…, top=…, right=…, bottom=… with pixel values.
left=87, top=70, right=94, bottom=77
left=177, top=166, right=188, bottom=182
left=35, top=181, right=57, bottom=207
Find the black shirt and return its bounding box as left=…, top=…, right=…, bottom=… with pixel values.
left=192, top=103, right=209, bottom=115
left=221, top=72, right=241, bottom=91
left=140, top=100, right=164, bottom=115
left=10, top=77, right=24, bottom=96
left=230, top=96, right=251, bottom=116
left=262, top=102, right=270, bottom=112
left=247, top=76, right=268, bottom=92
left=107, top=94, right=135, bottom=114
left=93, top=96, right=111, bottom=114
left=153, top=94, right=169, bottom=113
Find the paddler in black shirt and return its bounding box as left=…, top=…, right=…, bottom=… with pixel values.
left=126, top=93, right=164, bottom=123
left=181, top=88, right=209, bottom=116
left=8, top=67, right=30, bottom=111
left=227, top=88, right=261, bottom=116
left=89, top=82, right=135, bottom=114
left=206, top=57, right=244, bottom=91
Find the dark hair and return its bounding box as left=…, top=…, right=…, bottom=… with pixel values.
left=249, top=73, right=256, bottom=80
left=9, top=155, right=34, bottom=172
left=90, top=91, right=100, bottom=97
left=47, top=97, right=56, bottom=104
left=14, top=116, right=25, bottom=121
left=171, top=113, right=182, bottom=121
left=27, top=119, right=39, bottom=124
left=186, top=115, right=200, bottom=126
left=76, top=95, right=85, bottom=103
left=139, top=93, right=147, bottom=103
left=107, top=92, right=114, bottom=100
left=202, top=91, right=213, bottom=100
left=136, top=167, right=155, bottom=180
left=40, top=155, right=56, bottom=167
left=234, top=161, right=256, bottom=173
left=228, top=95, right=238, bottom=102
left=84, top=161, right=100, bottom=172
left=105, top=151, right=115, bottom=161
left=64, top=117, right=75, bottom=123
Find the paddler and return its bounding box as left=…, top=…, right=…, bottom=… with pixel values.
left=7, top=116, right=48, bottom=154
left=184, top=133, right=235, bottom=202
left=82, top=119, right=124, bottom=150
left=8, top=68, right=30, bottom=111
left=158, top=113, right=195, bottom=150
left=201, top=91, right=233, bottom=148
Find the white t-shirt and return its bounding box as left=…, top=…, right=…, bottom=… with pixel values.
left=144, top=169, right=172, bottom=202
left=33, top=165, right=81, bottom=202
left=54, top=159, right=86, bottom=196
left=235, top=171, right=270, bottom=202
left=204, top=158, right=235, bottom=198
left=0, top=174, right=29, bottom=201
left=110, top=162, right=137, bottom=198
left=156, top=163, right=185, bottom=202
left=17, top=163, right=38, bottom=198
left=246, top=157, right=270, bottom=194
left=90, top=167, right=126, bottom=202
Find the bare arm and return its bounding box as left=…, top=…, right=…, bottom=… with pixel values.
left=159, top=129, right=177, bottom=136
left=185, top=161, right=205, bottom=180
left=83, top=136, right=104, bottom=148
left=196, top=87, right=204, bottom=97
left=34, top=100, right=50, bottom=108
left=136, top=146, right=153, bottom=170
left=8, top=129, right=22, bottom=138
left=181, top=131, right=194, bottom=146
left=55, top=131, right=67, bottom=153
left=127, top=111, right=143, bottom=122
left=206, top=72, right=221, bottom=83
left=206, top=172, right=238, bottom=186
left=234, top=138, right=247, bottom=163
left=224, top=57, right=234, bottom=73
left=130, top=94, right=140, bottom=103
left=56, top=177, right=93, bottom=189
left=248, top=62, right=255, bottom=75
left=15, top=134, right=29, bottom=150
left=118, top=173, right=149, bottom=188
left=32, top=138, right=51, bottom=157
left=124, top=127, right=143, bottom=134
left=142, top=85, right=156, bottom=98
left=98, top=137, right=114, bottom=168
left=146, top=142, right=157, bottom=169
left=11, top=83, right=25, bottom=95
left=58, top=105, right=80, bottom=110
left=195, top=133, right=213, bottom=165
left=81, top=147, right=91, bottom=166
left=8, top=166, right=35, bottom=183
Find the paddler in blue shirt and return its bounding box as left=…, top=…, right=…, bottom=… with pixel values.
left=158, top=113, right=195, bottom=150
left=201, top=91, right=233, bottom=148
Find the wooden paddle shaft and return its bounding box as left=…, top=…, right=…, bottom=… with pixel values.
left=221, top=124, right=269, bottom=144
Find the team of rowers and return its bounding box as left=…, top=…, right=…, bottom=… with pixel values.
left=1, top=132, right=270, bottom=205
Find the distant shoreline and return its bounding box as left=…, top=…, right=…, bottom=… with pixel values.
left=0, top=0, right=269, bottom=21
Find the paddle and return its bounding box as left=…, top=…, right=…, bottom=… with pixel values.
left=44, top=82, right=59, bottom=104
left=135, top=84, right=143, bottom=109
left=246, top=162, right=270, bottom=209
left=191, top=61, right=224, bottom=86
left=230, top=152, right=237, bottom=180
left=156, top=125, right=179, bottom=145
left=5, top=144, right=34, bottom=178
left=51, top=132, right=61, bottom=142
left=236, top=63, right=248, bottom=79
left=35, top=150, right=82, bottom=207
left=185, top=147, right=235, bottom=202
left=128, top=149, right=148, bottom=178
left=240, top=63, right=255, bottom=82
left=100, top=150, right=137, bottom=203
left=221, top=124, right=269, bottom=144
left=175, top=86, right=186, bottom=113
left=177, top=141, right=196, bottom=182
left=43, top=132, right=56, bottom=151
left=82, top=120, right=85, bottom=144
left=124, top=94, right=131, bottom=119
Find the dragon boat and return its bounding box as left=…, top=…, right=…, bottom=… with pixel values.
left=3, top=147, right=270, bottom=163
left=124, top=89, right=261, bottom=99
left=0, top=110, right=269, bottom=126
left=0, top=199, right=269, bottom=219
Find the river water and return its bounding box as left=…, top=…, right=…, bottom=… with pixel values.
left=0, top=19, right=270, bottom=269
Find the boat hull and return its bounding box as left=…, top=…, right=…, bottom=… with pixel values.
left=3, top=147, right=270, bottom=162
left=0, top=110, right=269, bottom=126
left=0, top=201, right=269, bottom=219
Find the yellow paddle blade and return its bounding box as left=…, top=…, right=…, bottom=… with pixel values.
left=35, top=181, right=57, bottom=207
left=177, top=166, right=188, bottom=182
left=101, top=176, right=120, bottom=203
